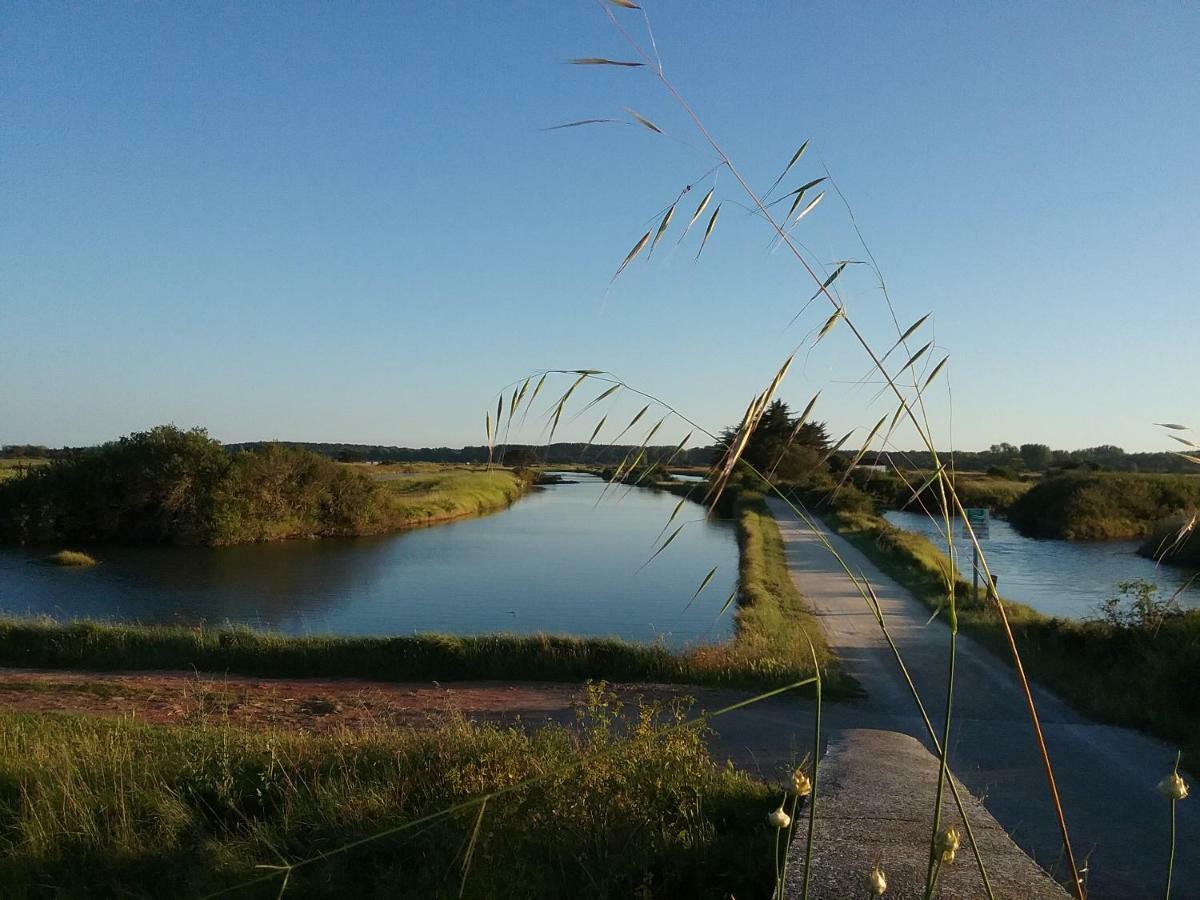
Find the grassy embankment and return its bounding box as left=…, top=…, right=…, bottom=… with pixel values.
left=709, top=490, right=849, bottom=691
left=0, top=427, right=532, bottom=547
left=0, top=687, right=774, bottom=899
left=373, top=467, right=528, bottom=528
left=803, top=487, right=1200, bottom=765
left=850, top=468, right=1031, bottom=515
left=1007, top=471, right=1200, bottom=541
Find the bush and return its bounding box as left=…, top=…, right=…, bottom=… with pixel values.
left=1008, top=472, right=1200, bottom=540
left=1093, top=580, right=1183, bottom=632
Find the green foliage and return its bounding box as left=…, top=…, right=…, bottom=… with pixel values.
left=1008, top=472, right=1200, bottom=540
left=718, top=400, right=829, bottom=482
left=840, top=468, right=1029, bottom=515
left=1019, top=443, right=1053, bottom=470
left=1140, top=514, right=1200, bottom=565
left=0, top=687, right=773, bottom=899
left=0, top=426, right=233, bottom=544
left=859, top=444, right=1197, bottom=474
left=0, top=427, right=528, bottom=546
left=0, top=614, right=839, bottom=693
left=705, top=492, right=853, bottom=693
left=1093, top=580, right=1183, bottom=631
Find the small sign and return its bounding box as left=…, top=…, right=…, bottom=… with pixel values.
left=963, top=507, right=990, bottom=540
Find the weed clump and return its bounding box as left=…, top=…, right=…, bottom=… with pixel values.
left=43, top=550, right=96, bottom=567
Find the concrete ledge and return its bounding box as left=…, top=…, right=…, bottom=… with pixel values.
left=784, top=729, right=1072, bottom=899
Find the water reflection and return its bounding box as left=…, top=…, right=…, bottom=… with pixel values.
left=884, top=510, right=1197, bottom=619
left=0, top=476, right=737, bottom=646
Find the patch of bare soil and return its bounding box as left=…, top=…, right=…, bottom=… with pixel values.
left=0, top=668, right=735, bottom=735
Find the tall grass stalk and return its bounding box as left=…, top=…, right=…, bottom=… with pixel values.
left=1165, top=751, right=1182, bottom=900
left=801, top=638, right=821, bottom=900
left=589, top=4, right=1086, bottom=894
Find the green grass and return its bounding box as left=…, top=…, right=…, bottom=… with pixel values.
left=43, top=549, right=98, bottom=567
left=0, top=613, right=833, bottom=693
left=955, top=476, right=1031, bottom=513
left=376, top=468, right=528, bottom=527
left=847, top=468, right=1031, bottom=515
left=1008, top=471, right=1200, bottom=540
left=0, top=458, right=48, bottom=483
left=711, top=492, right=853, bottom=694
left=818, top=506, right=1200, bottom=767
left=0, top=686, right=775, bottom=899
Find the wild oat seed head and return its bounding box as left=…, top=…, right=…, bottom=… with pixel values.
left=935, top=825, right=961, bottom=862
left=767, top=806, right=791, bottom=829
left=790, top=769, right=812, bottom=797
left=1158, top=772, right=1189, bottom=801
left=864, top=864, right=887, bottom=896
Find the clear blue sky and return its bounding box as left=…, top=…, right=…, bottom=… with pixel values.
left=2, top=2, right=1197, bottom=452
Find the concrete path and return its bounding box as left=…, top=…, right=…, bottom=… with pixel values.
left=783, top=729, right=1070, bottom=899
left=765, top=499, right=1196, bottom=900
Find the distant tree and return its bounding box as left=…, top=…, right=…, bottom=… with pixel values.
left=505, top=447, right=540, bottom=471
left=1019, top=443, right=1053, bottom=470
left=716, top=399, right=829, bottom=482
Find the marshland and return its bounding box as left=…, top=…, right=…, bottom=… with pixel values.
left=2, top=2, right=1197, bottom=899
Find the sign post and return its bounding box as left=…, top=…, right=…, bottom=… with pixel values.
left=963, top=508, right=990, bottom=600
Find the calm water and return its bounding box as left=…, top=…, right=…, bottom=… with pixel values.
left=884, top=510, right=1197, bottom=619
left=0, top=476, right=737, bottom=647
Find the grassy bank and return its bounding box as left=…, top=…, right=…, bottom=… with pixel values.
left=1140, top=514, right=1200, bottom=565
left=0, top=608, right=838, bottom=693
left=1007, top=471, right=1200, bottom=540
left=849, top=468, right=1031, bottom=515
left=708, top=491, right=851, bottom=693
left=0, top=687, right=774, bottom=898
left=813, top=503, right=1200, bottom=765
left=375, top=468, right=528, bottom=528
left=0, top=426, right=529, bottom=547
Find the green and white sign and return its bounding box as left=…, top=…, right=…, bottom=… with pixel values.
left=963, top=507, right=990, bottom=540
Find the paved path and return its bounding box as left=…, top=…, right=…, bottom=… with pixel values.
left=784, top=729, right=1070, bottom=899
left=766, top=499, right=1197, bottom=900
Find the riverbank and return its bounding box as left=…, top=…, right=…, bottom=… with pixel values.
left=0, top=482, right=847, bottom=694
left=722, top=491, right=850, bottom=691
left=374, top=467, right=529, bottom=529
left=0, top=685, right=773, bottom=898
left=849, top=468, right=1032, bottom=515
left=1007, top=471, right=1200, bottom=541
left=805, top=500, right=1199, bottom=766
left=0, top=426, right=532, bottom=547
